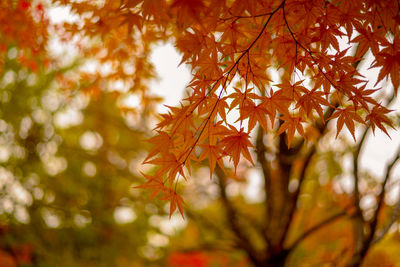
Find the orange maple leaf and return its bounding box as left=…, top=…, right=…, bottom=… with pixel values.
left=238, top=100, right=270, bottom=132
left=144, top=131, right=173, bottom=162
left=220, top=126, right=254, bottom=170
left=366, top=105, right=394, bottom=137
left=161, top=190, right=185, bottom=218
left=329, top=107, right=365, bottom=140
left=261, top=89, right=292, bottom=127
left=170, top=0, right=206, bottom=28
left=296, top=90, right=330, bottom=120
left=198, top=144, right=225, bottom=178
left=371, top=40, right=400, bottom=93
left=277, top=115, right=305, bottom=148
left=135, top=172, right=166, bottom=201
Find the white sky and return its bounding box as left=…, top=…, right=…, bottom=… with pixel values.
left=149, top=44, right=191, bottom=113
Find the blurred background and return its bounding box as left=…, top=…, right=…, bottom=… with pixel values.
left=0, top=1, right=247, bottom=266
left=1, top=1, right=400, bottom=267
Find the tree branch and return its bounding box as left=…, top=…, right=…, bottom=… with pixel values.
left=279, top=145, right=315, bottom=246
left=255, top=126, right=273, bottom=244
left=349, top=91, right=397, bottom=266
left=373, top=188, right=400, bottom=245
left=215, top=166, right=262, bottom=265
left=353, top=126, right=369, bottom=215
left=358, top=146, right=400, bottom=261
left=287, top=210, right=347, bottom=252
left=347, top=125, right=369, bottom=262
left=278, top=97, right=338, bottom=247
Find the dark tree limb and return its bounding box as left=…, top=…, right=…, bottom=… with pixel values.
left=214, top=166, right=263, bottom=265
left=357, top=147, right=400, bottom=264
left=350, top=92, right=398, bottom=265
left=255, top=126, right=272, bottom=244
left=287, top=210, right=348, bottom=253
left=279, top=101, right=335, bottom=247
left=279, top=145, right=315, bottom=246
left=373, top=187, right=400, bottom=245
left=350, top=125, right=370, bottom=259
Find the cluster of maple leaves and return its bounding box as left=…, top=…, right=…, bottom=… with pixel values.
left=136, top=0, right=399, bottom=216
left=0, top=1, right=48, bottom=72
left=3, top=0, right=398, bottom=217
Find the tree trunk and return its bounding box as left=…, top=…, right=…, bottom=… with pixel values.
left=259, top=250, right=289, bottom=267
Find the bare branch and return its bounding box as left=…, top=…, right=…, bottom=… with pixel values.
left=358, top=147, right=400, bottom=260
left=348, top=92, right=397, bottom=265
left=288, top=210, right=347, bottom=252
left=280, top=145, right=315, bottom=246
left=255, top=126, right=272, bottom=244
left=278, top=94, right=338, bottom=246
left=371, top=148, right=400, bottom=230
left=353, top=126, right=369, bottom=218
left=214, top=166, right=262, bottom=264
left=373, top=190, right=400, bottom=244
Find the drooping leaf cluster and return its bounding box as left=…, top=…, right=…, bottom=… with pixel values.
left=133, top=0, right=399, bottom=216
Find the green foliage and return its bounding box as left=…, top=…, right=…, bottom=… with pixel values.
left=0, top=45, right=172, bottom=266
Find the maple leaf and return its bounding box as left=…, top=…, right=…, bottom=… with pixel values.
left=238, top=100, right=270, bottom=132
left=146, top=153, right=186, bottom=185
left=365, top=106, right=394, bottom=137
left=347, top=84, right=378, bottom=111
left=371, top=40, right=400, bottom=93
left=176, top=30, right=205, bottom=64
left=165, top=103, right=194, bottom=134
left=160, top=190, right=185, bottom=218
left=144, top=130, right=174, bottom=162
left=315, top=22, right=344, bottom=52
left=141, top=0, right=169, bottom=25
left=205, top=95, right=229, bottom=122
left=195, top=52, right=223, bottom=80
left=220, top=126, right=254, bottom=170
left=170, top=0, right=206, bottom=28
left=352, top=24, right=387, bottom=59
left=296, top=89, right=330, bottom=120
left=134, top=172, right=166, bottom=201
left=200, top=120, right=229, bottom=145
left=261, top=89, right=292, bottom=126
left=277, top=115, right=305, bottom=148
left=329, top=107, right=365, bottom=140
left=228, top=87, right=258, bottom=110
left=198, top=144, right=225, bottom=178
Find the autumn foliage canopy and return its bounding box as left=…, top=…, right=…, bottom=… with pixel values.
left=2, top=0, right=399, bottom=217
left=132, top=0, right=399, bottom=216
left=2, top=0, right=400, bottom=266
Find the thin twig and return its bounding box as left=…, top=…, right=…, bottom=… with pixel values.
left=221, top=10, right=274, bottom=21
